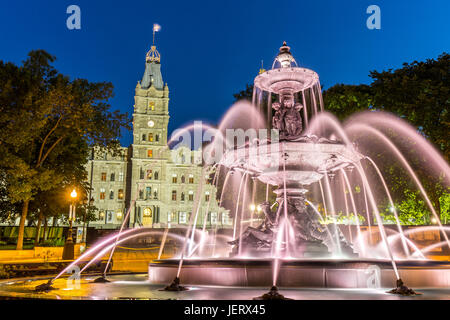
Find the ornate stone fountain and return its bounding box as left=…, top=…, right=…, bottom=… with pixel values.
left=222, top=42, right=362, bottom=257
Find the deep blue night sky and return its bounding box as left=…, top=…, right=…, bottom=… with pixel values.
left=1, top=0, right=449, bottom=146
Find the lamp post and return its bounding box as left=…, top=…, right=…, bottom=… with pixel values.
left=62, top=188, right=77, bottom=260
left=82, top=197, right=94, bottom=244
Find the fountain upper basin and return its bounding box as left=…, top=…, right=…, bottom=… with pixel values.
left=220, top=137, right=363, bottom=186
left=254, top=67, right=319, bottom=94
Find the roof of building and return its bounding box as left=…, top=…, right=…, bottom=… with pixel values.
left=140, top=45, right=164, bottom=90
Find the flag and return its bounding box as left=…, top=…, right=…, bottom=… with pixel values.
left=153, top=23, right=161, bottom=32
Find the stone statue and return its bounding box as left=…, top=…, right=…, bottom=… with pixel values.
left=272, top=94, right=303, bottom=139
left=228, top=196, right=356, bottom=257
left=228, top=201, right=279, bottom=252
left=272, top=102, right=285, bottom=132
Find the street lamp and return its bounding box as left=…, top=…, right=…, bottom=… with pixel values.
left=63, top=188, right=77, bottom=260
left=82, top=196, right=94, bottom=244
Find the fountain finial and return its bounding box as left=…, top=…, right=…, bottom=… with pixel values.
left=272, top=41, right=297, bottom=69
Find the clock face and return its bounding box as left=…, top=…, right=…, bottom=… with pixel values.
left=148, top=120, right=155, bottom=127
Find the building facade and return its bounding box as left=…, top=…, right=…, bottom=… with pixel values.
left=86, top=45, right=230, bottom=230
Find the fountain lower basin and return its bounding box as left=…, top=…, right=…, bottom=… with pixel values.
left=148, top=259, right=450, bottom=288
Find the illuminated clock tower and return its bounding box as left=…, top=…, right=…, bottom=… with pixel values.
left=129, top=43, right=170, bottom=227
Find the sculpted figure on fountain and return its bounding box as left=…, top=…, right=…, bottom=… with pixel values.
left=272, top=94, right=304, bottom=140
left=228, top=201, right=279, bottom=253
left=229, top=195, right=356, bottom=257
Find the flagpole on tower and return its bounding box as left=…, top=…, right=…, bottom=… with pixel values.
left=153, top=23, right=161, bottom=45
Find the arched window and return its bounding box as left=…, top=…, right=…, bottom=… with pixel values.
left=172, top=190, right=177, bottom=201
left=149, top=133, right=154, bottom=142
left=181, top=175, right=186, bottom=183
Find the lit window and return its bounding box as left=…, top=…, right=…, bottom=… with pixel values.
left=146, top=186, right=152, bottom=199
left=205, top=191, right=210, bottom=202
left=100, top=188, right=106, bottom=200
left=149, top=133, right=154, bottom=142
left=179, top=212, right=187, bottom=224
left=168, top=212, right=177, bottom=223
left=222, top=212, right=231, bottom=225
left=147, top=149, right=153, bottom=158
left=210, top=212, right=218, bottom=224
left=149, top=101, right=155, bottom=111
left=189, top=174, right=194, bottom=184
left=119, top=172, right=124, bottom=182
left=101, top=172, right=106, bottom=181
left=146, top=169, right=152, bottom=179
left=172, top=190, right=177, bottom=201
left=172, top=174, right=177, bottom=183
left=118, top=189, right=124, bottom=200
left=188, top=191, right=194, bottom=201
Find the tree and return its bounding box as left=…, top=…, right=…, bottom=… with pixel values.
left=0, top=50, right=130, bottom=249
left=322, top=84, right=372, bottom=120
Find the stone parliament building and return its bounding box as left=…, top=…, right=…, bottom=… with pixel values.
left=86, top=44, right=229, bottom=230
